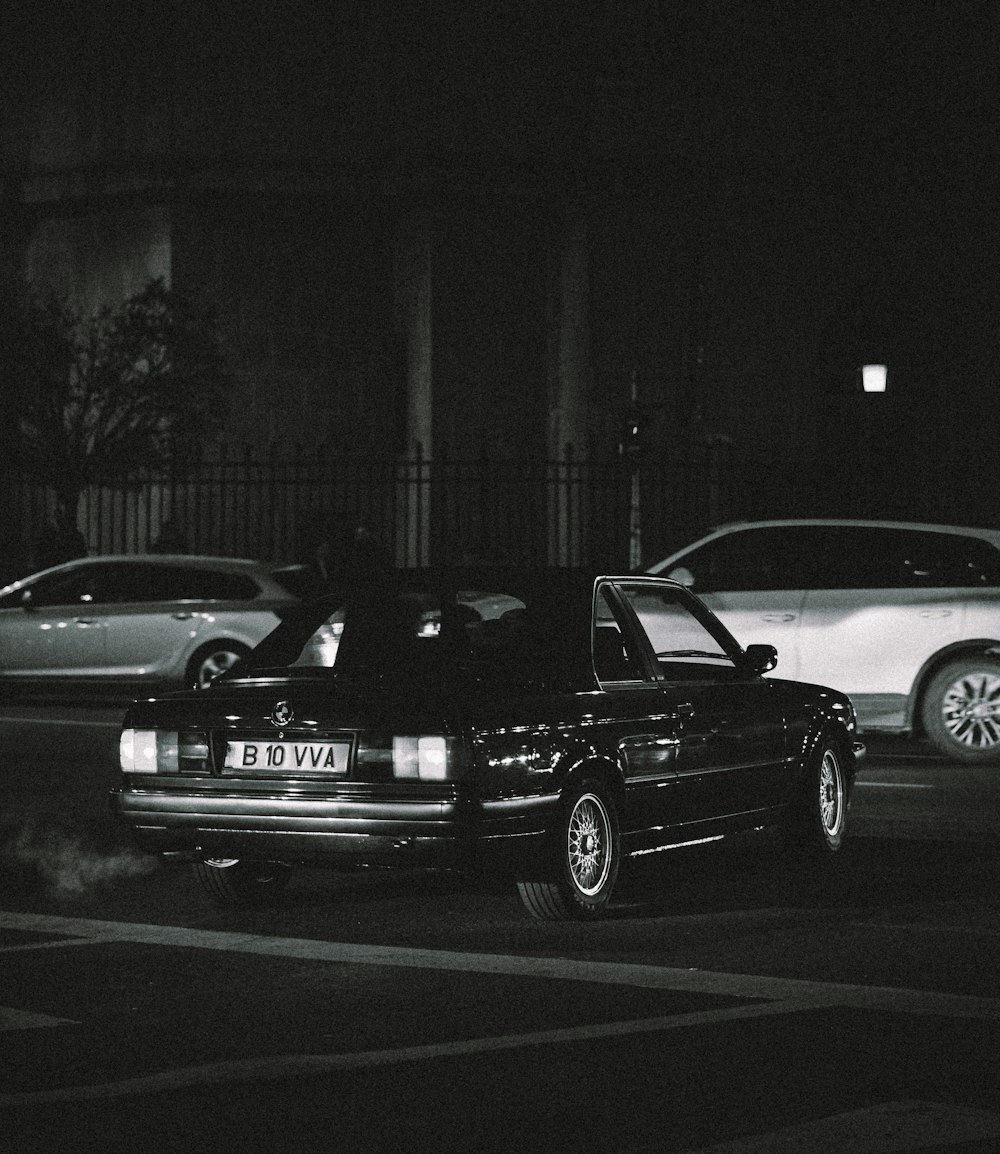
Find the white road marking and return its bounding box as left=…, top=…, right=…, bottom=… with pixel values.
left=0, top=999, right=817, bottom=1105
left=2, top=911, right=999, bottom=1112
left=2, top=910, right=1000, bottom=1022
left=675, top=1100, right=1000, bottom=1153
left=849, top=920, right=1000, bottom=938
left=0, top=937, right=115, bottom=954
left=0, top=713, right=121, bottom=729
left=854, top=781, right=935, bottom=789
left=0, top=1007, right=78, bottom=1031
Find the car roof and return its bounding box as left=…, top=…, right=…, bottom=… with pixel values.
left=0, top=554, right=304, bottom=600
left=329, top=566, right=679, bottom=594
left=649, top=518, right=1000, bottom=571
left=75, top=553, right=269, bottom=568
left=691, top=518, right=1000, bottom=541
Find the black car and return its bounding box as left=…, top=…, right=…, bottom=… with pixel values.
left=111, top=568, right=865, bottom=920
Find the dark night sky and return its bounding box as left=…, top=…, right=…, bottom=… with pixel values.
left=709, top=1, right=1000, bottom=412
left=738, top=2, right=999, bottom=297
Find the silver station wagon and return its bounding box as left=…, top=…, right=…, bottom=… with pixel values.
left=0, top=555, right=314, bottom=690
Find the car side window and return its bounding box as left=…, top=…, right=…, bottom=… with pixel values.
left=592, top=586, right=646, bottom=683
left=20, top=568, right=105, bottom=607
left=155, top=568, right=260, bottom=601
left=618, top=583, right=739, bottom=681
left=676, top=527, right=821, bottom=592
left=25, top=563, right=176, bottom=605
left=816, top=529, right=1000, bottom=589
left=104, top=565, right=261, bottom=602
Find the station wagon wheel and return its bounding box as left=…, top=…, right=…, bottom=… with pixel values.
left=187, top=641, right=250, bottom=689
left=782, top=736, right=847, bottom=858
left=517, top=780, right=620, bottom=920
left=192, top=858, right=291, bottom=906
left=922, top=657, right=1000, bottom=764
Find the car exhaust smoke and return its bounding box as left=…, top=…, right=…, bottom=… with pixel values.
left=0, top=820, right=157, bottom=898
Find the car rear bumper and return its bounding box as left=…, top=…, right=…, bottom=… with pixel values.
left=109, top=787, right=557, bottom=870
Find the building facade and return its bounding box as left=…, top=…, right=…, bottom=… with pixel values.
left=5, top=4, right=995, bottom=569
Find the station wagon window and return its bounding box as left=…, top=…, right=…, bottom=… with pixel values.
left=13, top=568, right=102, bottom=607
left=9, top=563, right=261, bottom=607
left=147, top=567, right=261, bottom=601
left=618, top=583, right=738, bottom=680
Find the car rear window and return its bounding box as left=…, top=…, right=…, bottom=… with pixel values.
left=267, top=565, right=325, bottom=599
left=228, top=572, right=593, bottom=682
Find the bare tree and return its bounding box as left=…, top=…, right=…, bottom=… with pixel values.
left=16, top=278, right=231, bottom=535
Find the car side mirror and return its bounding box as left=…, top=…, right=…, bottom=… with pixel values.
left=743, top=643, right=777, bottom=675
left=667, top=566, right=695, bottom=588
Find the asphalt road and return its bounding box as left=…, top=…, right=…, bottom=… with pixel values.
left=1, top=703, right=998, bottom=1153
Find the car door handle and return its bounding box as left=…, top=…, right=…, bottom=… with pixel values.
left=172, top=612, right=195, bottom=620
left=918, top=609, right=953, bottom=618
left=74, top=617, right=100, bottom=625
left=761, top=613, right=796, bottom=623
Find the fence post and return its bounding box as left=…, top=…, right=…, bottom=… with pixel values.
left=548, top=443, right=581, bottom=567
left=396, top=442, right=431, bottom=566
left=708, top=438, right=725, bottom=526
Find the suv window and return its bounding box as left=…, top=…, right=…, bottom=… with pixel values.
left=675, top=527, right=822, bottom=592
left=678, top=525, right=1000, bottom=592
left=815, top=528, right=1000, bottom=589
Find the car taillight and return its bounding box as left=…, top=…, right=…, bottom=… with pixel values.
left=119, top=729, right=209, bottom=774
left=120, top=729, right=176, bottom=774
left=391, top=736, right=464, bottom=781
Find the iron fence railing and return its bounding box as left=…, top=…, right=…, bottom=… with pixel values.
left=5, top=441, right=780, bottom=577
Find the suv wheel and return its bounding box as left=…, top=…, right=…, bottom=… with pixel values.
left=922, top=657, right=1000, bottom=763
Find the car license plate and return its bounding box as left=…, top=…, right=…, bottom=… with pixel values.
left=224, top=740, right=350, bottom=774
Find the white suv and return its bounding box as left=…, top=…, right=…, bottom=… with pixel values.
left=648, top=519, right=1000, bottom=763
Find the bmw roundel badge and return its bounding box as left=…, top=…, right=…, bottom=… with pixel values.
left=270, top=701, right=294, bottom=728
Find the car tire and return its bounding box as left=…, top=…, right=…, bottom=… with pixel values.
left=516, top=779, right=620, bottom=920
left=187, top=641, right=250, bottom=688
left=781, top=735, right=848, bottom=858
left=192, top=858, right=291, bottom=906
left=922, top=657, right=1000, bottom=763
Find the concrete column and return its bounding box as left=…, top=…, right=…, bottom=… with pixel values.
left=0, top=113, right=32, bottom=573
left=547, top=203, right=591, bottom=565
left=392, top=211, right=433, bottom=563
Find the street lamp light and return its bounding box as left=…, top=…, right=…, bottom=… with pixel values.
left=862, top=364, right=888, bottom=393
